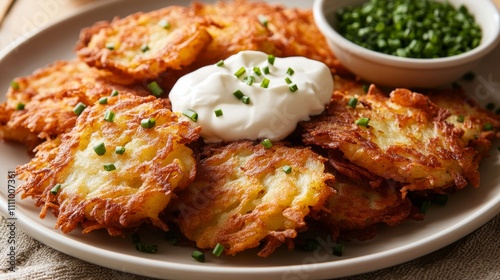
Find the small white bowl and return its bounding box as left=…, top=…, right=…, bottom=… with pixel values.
left=313, top=0, right=500, bottom=88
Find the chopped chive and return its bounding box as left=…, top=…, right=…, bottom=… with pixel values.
left=253, top=67, right=262, bottom=76
left=244, top=76, right=255, bottom=86
left=234, top=67, right=246, bottom=78
left=431, top=194, right=449, bottom=206
left=104, top=163, right=116, bottom=171
left=263, top=66, right=270, bottom=75
left=420, top=200, right=431, bottom=214
left=355, top=117, right=370, bottom=127
left=140, top=44, right=150, bottom=52
left=111, top=89, right=119, bottom=96
left=299, top=239, right=318, bottom=251
left=104, top=110, right=115, bottom=122
left=233, top=89, right=244, bottom=100
left=115, top=146, right=125, bottom=155
left=99, top=97, right=108, bottom=104
left=192, top=250, right=205, bottom=262
left=282, top=165, right=292, bottom=174
left=105, top=43, right=115, bottom=50
left=289, top=84, right=298, bottom=92
left=483, top=122, right=494, bottom=131
left=212, top=243, right=225, bottom=257
left=216, top=60, right=224, bottom=67
left=10, top=81, right=20, bottom=90
left=332, top=243, right=344, bottom=256
left=93, top=142, right=106, bottom=156
left=261, top=138, right=273, bottom=149
left=140, top=118, right=156, bottom=129
left=73, top=102, right=87, bottom=116
left=362, top=84, right=369, bottom=93
left=286, top=67, right=295, bottom=76
left=285, top=77, right=292, bottom=84
left=16, top=103, right=25, bottom=110
left=348, top=97, right=358, bottom=108
left=457, top=115, right=465, bottom=123
left=261, top=78, right=270, bottom=88
left=50, top=184, right=62, bottom=195
left=183, top=109, right=198, bottom=122
left=147, top=81, right=164, bottom=97
left=258, top=14, right=268, bottom=27
left=214, top=109, right=223, bottom=117
left=158, top=19, right=171, bottom=29
left=241, top=95, right=251, bottom=104
left=267, top=54, right=276, bottom=65
left=135, top=242, right=158, bottom=254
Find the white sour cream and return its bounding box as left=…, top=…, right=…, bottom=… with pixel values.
left=169, top=50, right=334, bottom=143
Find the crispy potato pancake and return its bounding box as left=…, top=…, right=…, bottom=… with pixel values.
left=76, top=6, right=212, bottom=80
left=302, top=86, right=482, bottom=195
left=170, top=141, right=333, bottom=257
left=0, top=60, right=150, bottom=148
left=17, top=94, right=200, bottom=236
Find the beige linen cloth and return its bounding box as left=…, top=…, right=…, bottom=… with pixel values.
left=0, top=1, right=499, bottom=279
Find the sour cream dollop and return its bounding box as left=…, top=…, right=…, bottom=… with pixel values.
left=170, top=51, right=334, bottom=143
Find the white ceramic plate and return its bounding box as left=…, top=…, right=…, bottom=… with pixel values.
left=0, top=0, right=499, bottom=279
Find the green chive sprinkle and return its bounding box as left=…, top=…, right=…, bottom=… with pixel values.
left=104, top=163, right=116, bottom=171
left=234, top=67, right=246, bottom=78
left=115, top=146, right=125, bottom=155
left=348, top=97, right=358, bottom=108
left=285, top=77, right=292, bottom=84
left=332, top=243, right=344, bottom=256
left=183, top=109, right=198, bottom=122
left=147, top=81, right=164, bottom=97
left=212, top=243, right=225, bottom=257
left=241, top=95, right=251, bottom=104
left=432, top=194, right=449, bottom=206
left=282, top=165, right=292, bottom=174
left=140, top=118, right=156, bottom=129
left=420, top=200, right=431, bottom=214
left=457, top=115, right=465, bottom=123
left=192, top=250, right=205, bottom=262
left=16, top=103, right=25, bottom=110
left=356, top=117, right=370, bottom=127
left=104, top=110, right=115, bottom=122
left=105, top=43, right=115, bottom=50
left=261, top=138, right=273, bottom=149
left=233, top=89, right=244, bottom=100
left=216, top=60, right=224, bottom=67
left=286, top=67, right=294, bottom=76
left=261, top=78, right=270, bottom=88
left=263, top=66, right=270, bottom=75
left=258, top=14, right=268, bottom=27
left=289, top=84, right=298, bottom=92
left=483, top=122, right=494, bottom=131
left=99, top=97, right=108, bottom=104
left=158, top=19, right=171, bottom=29
left=140, top=44, right=150, bottom=52
left=299, top=239, right=318, bottom=252
left=50, top=184, right=62, bottom=195
left=135, top=242, right=158, bottom=254
left=362, top=84, right=369, bottom=93
left=93, top=142, right=106, bottom=156
left=244, top=76, right=255, bottom=86
left=73, top=102, right=87, bottom=116
left=10, top=81, right=20, bottom=90
left=253, top=67, right=262, bottom=76
left=268, top=54, right=276, bottom=65
left=214, top=109, right=223, bottom=117
left=111, top=89, right=119, bottom=96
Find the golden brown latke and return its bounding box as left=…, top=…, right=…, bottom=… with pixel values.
left=170, top=141, right=334, bottom=257
left=17, top=94, right=200, bottom=236
left=76, top=6, right=212, bottom=80
left=302, top=86, right=482, bottom=195
left=0, top=60, right=150, bottom=148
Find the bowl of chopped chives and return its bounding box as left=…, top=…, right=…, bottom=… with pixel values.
left=313, top=0, right=500, bottom=88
